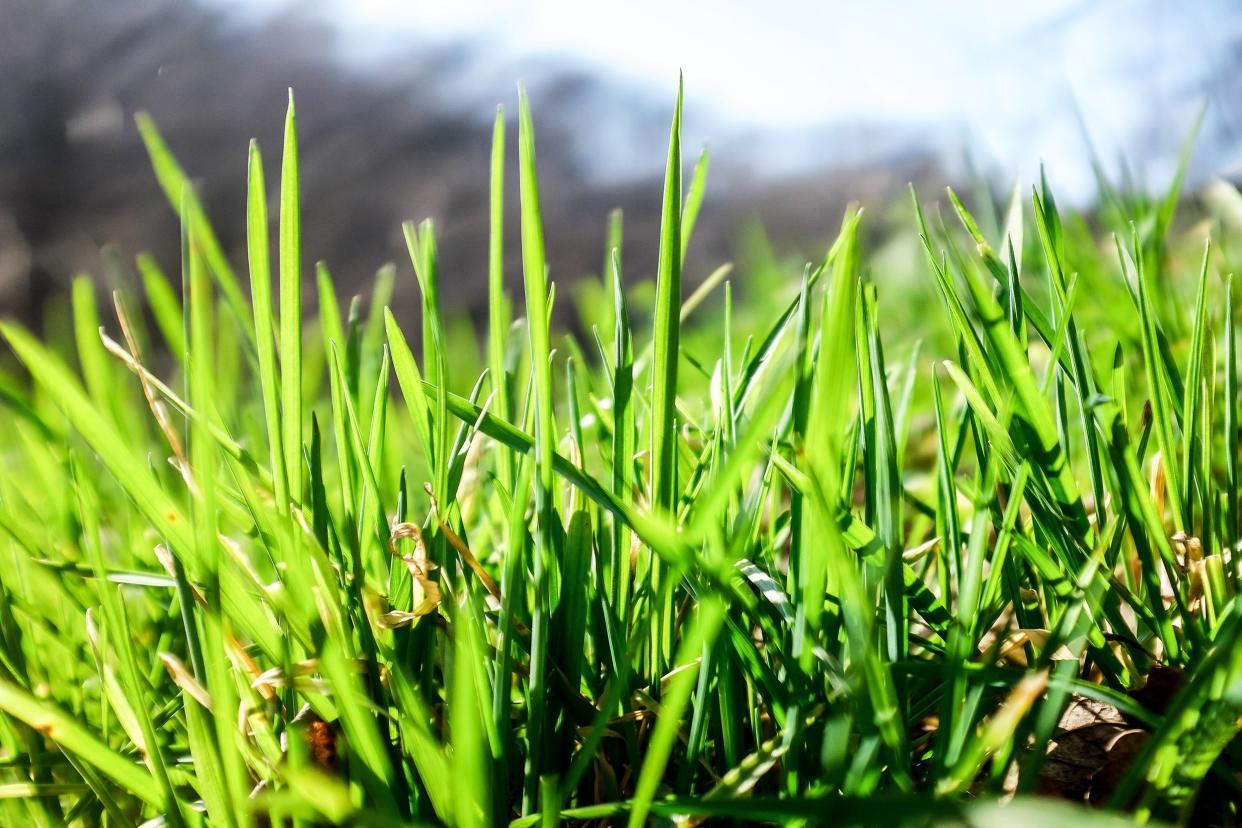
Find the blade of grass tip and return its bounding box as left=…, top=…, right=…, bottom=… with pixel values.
left=326, top=340, right=359, bottom=542
left=133, top=112, right=254, bottom=349
left=1071, top=101, right=1128, bottom=230
left=317, top=262, right=346, bottom=384
left=517, top=83, right=557, bottom=816
left=649, top=74, right=684, bottom=680
left=680, top=145, right=709, bottom=265
left=71, top=277, right=119, bottom=425
left=280, top=89, right=304, bottom=505
left=893, top=339, right=922, bottom=464
left=406, top=220, right=451, bottom=525
left=488, top=104, right=513, bottom=491
left=1005, top=240, right=1026, bottom=344
left=136, top=253, right=186, bottom=360
left=1154, top=104, right=1206, bottom=245
left=344, top=343, right=393, bottom=573
left=248, top=138, right=289, bottom=512
left=304, top=412, right=335, bottom=552
left=1001, top=177, right=1024, bottom=273
left=679, top=262, right=732, bottom=324
left=385, top=309, right=434, bottom=466
left=363, top=264, right=396, bottom=366
left=602, top=208, right=623, bottom=334
left=364, top=342, right=390, bottom=499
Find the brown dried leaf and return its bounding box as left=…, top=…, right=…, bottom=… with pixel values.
left=995, top=628, right=1075, bottom=667
left=389, top=520, right=442, bottom=618
left=159, top=651, right=213, bottom=711
left=1033, top=695, right=1128, bottom=801
left=1088, top=729, right=1148, bottom=807
left=1036, top=722, right=1124, bottom=800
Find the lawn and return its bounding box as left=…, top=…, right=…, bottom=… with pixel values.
left=0, top=82, right=1240, bottom=826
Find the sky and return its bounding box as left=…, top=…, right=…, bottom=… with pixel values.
left=326, top=1, right=1074, bottom=123
left=206, top=0, right=1242, bottom=201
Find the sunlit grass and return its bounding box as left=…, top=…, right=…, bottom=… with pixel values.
left=0, top=85, right=1240, bottom=826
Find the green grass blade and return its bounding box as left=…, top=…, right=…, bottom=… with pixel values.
left=247, top=139, right=289, bottom=511
left=488, top=105, right=513, bottom=491
left=0, top=680, right=162, bottom=808
left=279, top=90, right=304, bottom=505
left=627, top=594, right=726, bottom=827
left=517, top=83, right=558, bottom=815
left=680, top=145, right=709, bottom=264
left=648, top=74, right=685, bottom=679
left=136, top=253, right=186, bottom=359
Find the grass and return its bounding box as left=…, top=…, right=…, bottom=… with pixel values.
left=1, top=84, right=1242, bottom=826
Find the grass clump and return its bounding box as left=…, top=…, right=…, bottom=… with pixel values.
left=1, top=83, right=1242, bottom=827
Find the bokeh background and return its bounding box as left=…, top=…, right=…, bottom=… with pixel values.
left=4, top=0, right=1242, bottom=324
